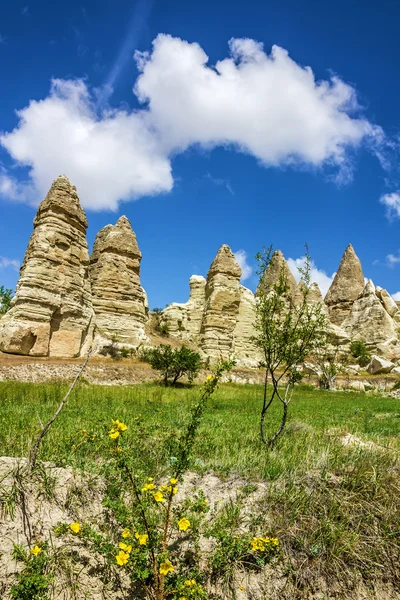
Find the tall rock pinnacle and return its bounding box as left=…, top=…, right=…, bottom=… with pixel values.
left=0, top=175, right=94, bottom=357
left=325, top=244, right=364, bottom=325
left=199, top=244, right=242, bottom=359
left=89, top=215, right=148, bottom=347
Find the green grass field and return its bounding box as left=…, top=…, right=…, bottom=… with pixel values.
left=1, top=380, right=399, bottom=593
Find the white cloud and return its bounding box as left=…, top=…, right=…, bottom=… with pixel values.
left=0, top=256, right=20, bottom=271
left=234, top=249, right=252, bottom=282
left=204, top=172, right=234, bottom=195
left=392, top=291, right=400, bottom=301
left=287, top=256, right=334, bottom=298
left=380, top=192, right=400, bottom=221
left=0, top=79, right=173, bottom=210
left=0, top=34, right=383, bottom=210
left=386, top=252, right=400, bottom=267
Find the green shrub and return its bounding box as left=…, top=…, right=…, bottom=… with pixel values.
left=141, top=344, right=202, bottom=386
left=350, top=340, right=371, bottom=367
left=0, top=285, right=13, bottom=314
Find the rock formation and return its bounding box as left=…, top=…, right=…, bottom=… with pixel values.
left=325, top=244, right=364, bottom=325
left=258, top=249, right=299, bottom=303
left=0, top=175, right=93, bottom=357
left=199, top=245, right=242, bottom=360
left=89, top=216, right=148, bottom=348
left=160, top=275, right=206, bottom=342
left=342, top=280, right=400, bottom=359
left=233, top=285, right=261, bottom=367
left=3, top=179, right=400, bottom=369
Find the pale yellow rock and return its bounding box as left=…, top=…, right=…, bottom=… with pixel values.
left=199, top=245, right=242, bottom=360
left=89, top=216, right=148, bottom=348
left=342, top=280, right=400, bottom=355
left=233, top=285, right=262, bottom=367
left=0, top=175, right=94, bottom=357
left=376, top=287, right=400, bottom=322
left=258, top=249, right=299, bottom=303
left=325, top=244, right=364, bottom=325
left=160, top=275, right=206, bottom=342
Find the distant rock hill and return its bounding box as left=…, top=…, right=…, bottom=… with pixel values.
left=1, top=175, right=400, bottom=368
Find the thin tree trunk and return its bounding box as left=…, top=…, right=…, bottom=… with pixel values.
left=260, top=370, right=276, bottom=444
left=29, top=350, right=91, bottom=470
left=267, top=400, right=288, bottom=449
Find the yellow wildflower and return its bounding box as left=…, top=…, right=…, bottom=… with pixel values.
left=115, top=550, right=129, bottom=566
left=170, top=478, right=178, bottom=485
left=153, top=491, right=164, bottom=503
left=135, top=533, right=148, bottom=545
left=179, top=597, right=187, bottom=600
left=159, top=559, right=174, bottom=575
left=172, top=487, right=178, bottom=495
left=251, top=537, right=266, bottom=552
left=271, top=537, right=279, bottom=545
left=119, top=542, right=132, bottom=553
left=112, top=419, right=128, bottom=431
left=122, top=528, right=131, bottom=539
left=184, top=580, right=192, bottom=586
left=109, top=430, right=120, bottom=439
left=147, top=477, right=154, bottom=482
left=141, top=483, right=157, bottom=492
left=30, top=545, right=42, bottom=556
left=70, top=522, right=81, bottom=534
left=206, top=374, right=213, bottom=381
left=178, top=518, right=190, bottom=531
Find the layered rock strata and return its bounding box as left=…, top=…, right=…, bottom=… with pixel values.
left=342, top=280, right=400, bottom=359
left=89, top=216, right=148, bottom=348
left=199, top=245, right=242, bottom=360
left=160, top=275, right=206, bottom=342
left=325, top=244, right=364, bottom=325
left=0, top=176, right=93, bottom=357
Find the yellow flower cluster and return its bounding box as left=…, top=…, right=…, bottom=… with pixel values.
left=184, top=579, right=197, bottom=586
left=116, top=527, right=149, bottom=565
left=251, top=536, right=279, bottom=552
left=109, top=419, right=128, bottom=439
left=206, top=374, right=214, bottom=382
left=141, top=477, right=179, bottom=502
left=178, top=579, right=205, bottom=599
left=159, top=559, right=174, bottom=575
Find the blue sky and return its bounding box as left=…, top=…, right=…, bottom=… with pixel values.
left=1, top=0, right=400, bottom=308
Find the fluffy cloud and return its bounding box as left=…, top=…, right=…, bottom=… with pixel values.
left=392, top=291, right=400, bottom=301
left=386, top=252, right=400, bottom=267
left=380, top=192, right=400, bottom=221
left=0, top=256, right=20, bottom=271
left=233, top=249, right=252, bottom=282
left=0, top=79, right=173, bottom=210
left=0, top=35, right=383, bottom=210
left=287, top=256, right=334, bottom=298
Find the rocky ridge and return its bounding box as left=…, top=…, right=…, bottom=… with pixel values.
left=1, top=175, right=400, bottom=371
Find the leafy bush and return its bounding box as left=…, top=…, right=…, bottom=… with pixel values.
left=0, top=285, right=13, bottom=315
left=141, top=344, right=202, bottom=386
left=350, top=340, right=371, bottom=367
left=156, top=323, right=169, bottom=336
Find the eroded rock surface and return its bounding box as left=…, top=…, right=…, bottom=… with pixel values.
left=199, top=245, right=242, bottom=360
left=89, top=216, right=148, bottom=348
left=0, top=175, right=93, bottom=357
left=160, top=275, right=206, bottom=342
left=325, top=244, right=364, bottom=325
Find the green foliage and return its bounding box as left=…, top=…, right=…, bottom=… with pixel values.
left=141, top=344, right=203, bottom=386
left=0, top=285, right=13, bottom=314
left=350, top=340, right=371, bottom=367
left=10, top=543, right=51, bottom=600
left=156, top=322, right=169, bottom=336
left=254, top=245, right=328, bottom=447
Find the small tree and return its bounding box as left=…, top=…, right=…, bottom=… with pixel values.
left=313, top=345, right=348, bottom=390
left=0, top=286, right=13, bottom=315
left=350, top=340, right=371, bottom=368
left=253, top=246, right=327, bottom=448
left=141, top=344, right=202, bottom=386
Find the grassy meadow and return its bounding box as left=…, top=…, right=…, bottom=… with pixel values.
left=1, top=380, right=399, bottom=594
